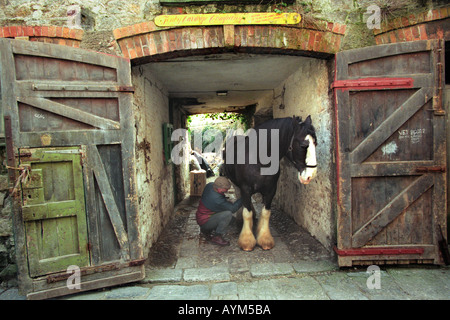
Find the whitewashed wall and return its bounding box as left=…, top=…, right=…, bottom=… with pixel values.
left=272, top=57, right=335, bottom=249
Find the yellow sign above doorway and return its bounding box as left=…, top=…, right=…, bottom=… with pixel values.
left=154, top=12, right=301, bottom=27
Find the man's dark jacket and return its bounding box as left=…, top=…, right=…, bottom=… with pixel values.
left=196, top=182, right=242, bottom=226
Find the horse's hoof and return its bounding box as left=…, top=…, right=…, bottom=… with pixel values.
left=258, top=240, right=275, bottom=250
left=257, top=234, right=274, bottom=250
left=238, top=237, right=256, bottom=251
left=238, top=242, right=256, bottom=251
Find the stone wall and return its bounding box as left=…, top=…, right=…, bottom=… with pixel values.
left=1, top=0, right=448, bottom=53
left=0, top=147, right=16, bottom=288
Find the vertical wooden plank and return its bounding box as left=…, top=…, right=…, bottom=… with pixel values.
left=116, top=55, right=140, bottom=260
left=336, top=88, right=352, bottom=250
left=83, top=144, right=101, bottom=265
left=59, top=59, right=76, bottom=81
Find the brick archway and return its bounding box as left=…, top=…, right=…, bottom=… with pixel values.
left=0, top=25, right=83, bottom=47
left=113, top=19, right=346, bottom=64
left=374, top=6, right=449, bottom=44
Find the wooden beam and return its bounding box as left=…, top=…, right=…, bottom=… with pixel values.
left=18, top=97, right=120, bottom=130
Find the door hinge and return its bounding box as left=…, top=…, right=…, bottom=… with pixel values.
left=415, top=166, right=446, bottom=173
left=334, top=246, right=424, bottom=256
left=118, top=85, right=135, bottom=93
left=4, top=116, right=17, bottom=189
left=46, top=258, right=146, bottom=283
left=331, top=77, right=414, bottom=91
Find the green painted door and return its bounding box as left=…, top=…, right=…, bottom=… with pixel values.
left=20, top=147, right=89, bottom=277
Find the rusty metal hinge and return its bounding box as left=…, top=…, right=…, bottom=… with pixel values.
left=118, top=85, right=135, bottom=93
left=331, top=77, right=414, bottom=91
left=31, top=83, right=135, bottom=93
left=334, top=246, right=424, bottom=256
left=4, top=116, right=17, bottom=190
left=433, top=40, right=444, bottom=115
left=46, top=258, right=146, bottom=283
left=415, top=166, right=446, bottom=173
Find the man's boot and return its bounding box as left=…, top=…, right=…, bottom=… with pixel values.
left=210, top=234, right=230, bottom=246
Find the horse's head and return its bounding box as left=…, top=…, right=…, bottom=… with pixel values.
left=286, top=115, right=317, bottom=185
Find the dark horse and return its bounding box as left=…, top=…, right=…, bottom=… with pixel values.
left=221, top=116, right=317, bottom=251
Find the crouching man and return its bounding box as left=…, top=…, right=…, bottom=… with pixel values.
left=196, top=177, right=242, bottom=246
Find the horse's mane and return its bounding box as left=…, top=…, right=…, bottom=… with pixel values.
left=254, top=117, right=298, bottom=131
left=254, top=116, right=316, bottom=141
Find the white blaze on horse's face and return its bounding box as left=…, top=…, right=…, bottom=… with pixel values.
left=298, top=135, right=317, bottom=185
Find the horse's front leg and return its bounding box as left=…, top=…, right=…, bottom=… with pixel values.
left=256, top=206, right=274, bottom=250
left=238, top=207, right=256, bottom=251
left=231, top=182, right=243, bottom=220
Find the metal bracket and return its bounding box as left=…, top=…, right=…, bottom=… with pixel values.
left=334, top=246, right=424, bottom=256
left=415, top=166, right=446, bottom=173
left=4, top=116, right=16, bottom=188
left=331, top=77, right=414, bottom=91
left=46, top=258, right=146, bottom=284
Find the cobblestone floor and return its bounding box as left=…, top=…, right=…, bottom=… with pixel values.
left=1, top=193, right=449, bottom=301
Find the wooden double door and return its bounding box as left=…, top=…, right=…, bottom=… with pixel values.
left=1, top=35, right=447, bottom=298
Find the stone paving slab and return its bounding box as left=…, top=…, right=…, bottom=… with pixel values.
left=313, top=272, right=369, bottom=300
left=141, top=268, right=183, bottom=283
left=104, top=286, right=151, bottom=300
left=147, top=284, right=211, bottom=300
left=293, top=260, right=338, bottom=273
left=235, top=276, right=329, bottom=300
left=210, top=282, right=239, bottom=300
left=183, top=266, right=230, bottom=282
left=250, top=262, right=294, bottom=277
left=385, top=268, right=450, bottom=300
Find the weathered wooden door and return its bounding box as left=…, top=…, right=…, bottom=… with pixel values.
left=20, top=147, right=89, bottom=278
left=334, top=40, right=447, bottom=266
left=0, top=38, right=143, bottom=299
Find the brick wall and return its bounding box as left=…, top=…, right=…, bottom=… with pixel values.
left=0, top=26, right=83, bottom=47
left=113, top=19, right=346, bottom=63
left=374, top=6, right=450, bottom=44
